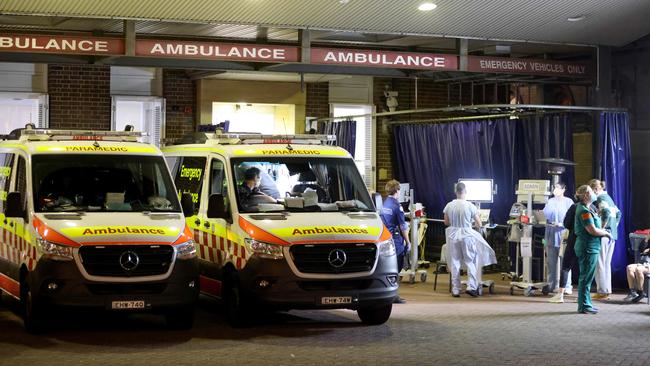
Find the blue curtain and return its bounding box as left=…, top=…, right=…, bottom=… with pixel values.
left=517, top=114, right=576, bottom=196
left=392, top=115, right=574, bottom=224
left=319, top=120, right=357, bottom=157
left=598, top=112, right=632, bottom=287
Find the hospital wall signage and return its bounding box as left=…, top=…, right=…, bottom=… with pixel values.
left=311, top=47, right=458, bottom=70
left=468, top=56, right=592, bottom=77
left=135, top=39, right=299, bottom=62
left=0, top=34, right=124, bottom=55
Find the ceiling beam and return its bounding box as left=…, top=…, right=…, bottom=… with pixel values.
left=0, top=52, right=90, bottom=64
left=299, top=29, right=311, bottom=64
left=124, top=19, right=135, bottom=56
left=256, top=26, right=268, bottom=43
left=186, top=70, right=227, bottom=80
left=261, top=63, right=407, bottom=77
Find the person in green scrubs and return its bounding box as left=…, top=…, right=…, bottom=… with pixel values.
left=574, top=185, right=613, bottom=314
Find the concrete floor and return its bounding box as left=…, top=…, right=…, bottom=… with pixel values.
left=0, top=273, right=647, bottom=366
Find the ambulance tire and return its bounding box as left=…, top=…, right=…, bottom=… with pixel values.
left=165, top=306, right=195, bottom=330
left=224, top=272, right=249, bottom=328
left=357, top=303, right=392, bottom=325
left=21, top=281, right=46, bottom=334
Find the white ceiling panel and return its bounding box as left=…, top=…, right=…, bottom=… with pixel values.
left=1, top=0, right=649, bottom=46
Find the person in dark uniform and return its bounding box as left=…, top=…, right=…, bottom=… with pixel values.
left=380, top=179, right=411, bottom=304
left=237, top=167, right=275, bottom=209
left=623, top=233, right=650, bottom=303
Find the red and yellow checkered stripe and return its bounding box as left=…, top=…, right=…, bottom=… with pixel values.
left=0, top=220, right=37, bottom=271
left=192, top=227, right=247, bottom=270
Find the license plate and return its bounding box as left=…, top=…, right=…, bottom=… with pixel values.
left=111, top=300, right=145, bottom=310
left=321, top=296, right=352, bottom=305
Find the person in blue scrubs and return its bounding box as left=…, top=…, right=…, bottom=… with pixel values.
left=380, top=180, right=411, bottom=304
left=543, top=182, right=574, bottom=293
left=574, top=185, right=613, bottom=314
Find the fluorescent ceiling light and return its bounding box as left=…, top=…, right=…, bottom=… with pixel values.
left=418, top=3, right=437, bottom=11
left=567, top=15, right=586, bottom=22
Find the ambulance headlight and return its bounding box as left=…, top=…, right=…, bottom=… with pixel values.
left=175, top=240, right=197, bottom=260
left=245, top=238, right=284, bottom=260
left=38, top=238, right=74, bottom=261
left=378, top=238, right=396, bottom=257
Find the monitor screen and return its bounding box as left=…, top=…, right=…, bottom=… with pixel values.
left=398, top=183, right=410, bottom=203
left=458, top=179, right=493, bottom=203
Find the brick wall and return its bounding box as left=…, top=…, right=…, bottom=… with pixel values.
left=303, top=77, right=452, bottom=194
left=373, top=78, right=450, bottom=194
left=48, top=64, right=111, bottom=130
left=305, top=82, right=329, bottom=119
left=163, top=70, right=197, bottom=141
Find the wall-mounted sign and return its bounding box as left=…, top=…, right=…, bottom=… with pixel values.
left=136, top=39, right=299, bottom=62
left=311, top=47, right=457, bottom=70
left=468, top=56, right=592, bottom=77
left=0, top=34, right=124, bottom=55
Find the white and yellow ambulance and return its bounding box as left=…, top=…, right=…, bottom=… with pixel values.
left=163, top=132, right=397, bottom=326
left=0, top=127, right=198, bottom=332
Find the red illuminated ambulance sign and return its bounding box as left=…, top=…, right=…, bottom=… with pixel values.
left=136, top=39, right=299, bottom=62
left=311, top=47, right=457, bottom=70
left=0, top=34, right=124, bottom=55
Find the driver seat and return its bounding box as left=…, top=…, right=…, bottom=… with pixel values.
left=291, top=171, right=327, bottom=202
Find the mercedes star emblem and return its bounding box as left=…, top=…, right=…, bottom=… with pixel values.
left=119, top=251, right=140, bottom=272
left=328, top=249, right=347, bottom=268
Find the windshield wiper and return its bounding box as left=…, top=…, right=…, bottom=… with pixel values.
left=142, top=211, right=182, bottom=218
left=338, top=207, right=373, bottom=213
left=43, top=212, right=85, bottom=219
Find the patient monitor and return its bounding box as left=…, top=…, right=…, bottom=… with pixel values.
left=458, top=178, right=494, bottom=203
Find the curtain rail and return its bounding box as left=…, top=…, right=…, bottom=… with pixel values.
left=313, top=104, right=628, bottom=123
left=390, top=113, right=514, bottom=124
left=388, top=110, right=599, bottom=125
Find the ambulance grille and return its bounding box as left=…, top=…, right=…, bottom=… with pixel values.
left=79, top=245, right=174, bottom=277
left=289, top=243, right=377, bottom=274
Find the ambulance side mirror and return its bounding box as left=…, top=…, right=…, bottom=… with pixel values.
left=5, top=192, right=25, bottom=220
left=207, top=194, right=229, bottom=220
left=180, top=193, right=195, bottom=217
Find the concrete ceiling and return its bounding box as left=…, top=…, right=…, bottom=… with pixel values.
left=0, top=15, right=595, bottom=58
left=1, top=0, right=649, bottom=46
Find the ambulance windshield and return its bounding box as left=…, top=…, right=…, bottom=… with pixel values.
left=232, top=157, right=374, bottom=213
left=32, top=154, right=181, bottom=213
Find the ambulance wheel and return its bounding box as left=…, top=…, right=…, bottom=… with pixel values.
left=489, top=283, right=496, bottom=294
left=21, top=282, right=45, bottom=334
left=358, top=303, right=392, bottom=325
left=224, top=272, right=248, bottom=328
left=420, top=273, right=427, bottom=283
left=165, top=306, right=195, bottom=330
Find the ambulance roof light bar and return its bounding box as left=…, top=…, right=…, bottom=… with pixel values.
left=206, top=132, right=336, bottom=145
left=20, top=129, right=146, bottom=142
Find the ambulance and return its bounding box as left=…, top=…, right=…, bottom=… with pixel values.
left=163, top=132, right=398, bottom=326
left=0, top=127, right=199, bottom=332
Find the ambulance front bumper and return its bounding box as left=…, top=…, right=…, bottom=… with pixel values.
left=29, top=258, right=199, bottom=311
left=238, top=254, right=398, bottom=310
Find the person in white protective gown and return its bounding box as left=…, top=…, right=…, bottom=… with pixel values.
left=443, top=182, right=497, bottom=297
